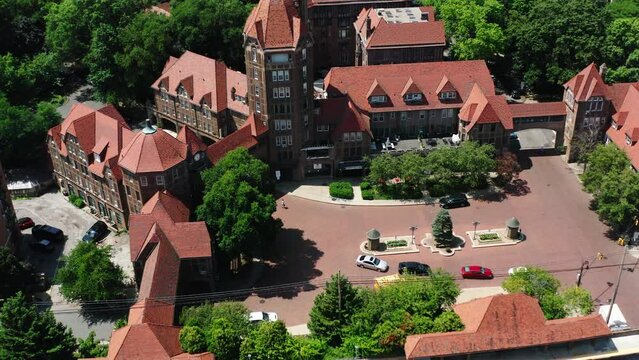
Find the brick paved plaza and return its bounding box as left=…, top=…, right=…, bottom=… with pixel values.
left=241, top=152, right=639, bottom=328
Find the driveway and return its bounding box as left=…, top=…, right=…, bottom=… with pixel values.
left=236, top=154, right=639, bottom=330
left=517, top=128, right=557, bottom=150
left=13, top=191, right=132, bottom=340
left=56, top=85, right=105, bottom=118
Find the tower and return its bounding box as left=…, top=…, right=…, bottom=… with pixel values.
left=243, top=0, right=315, bottom=180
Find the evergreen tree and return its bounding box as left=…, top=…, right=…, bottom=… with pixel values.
left=432, top=209, right=454, bottom=247
left=0, top=292, right=76, bottom=359
left=308, top=273, right=362, bottom=346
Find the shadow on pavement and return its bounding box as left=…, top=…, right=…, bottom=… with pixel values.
left=503, top=179, right=531, bottom=197
left=469, top=189, right=507, bottom=203
left=253, top=228, right=324, bottom=299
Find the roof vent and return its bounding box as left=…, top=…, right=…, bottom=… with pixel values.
left=142, top=119, right=157, bottom=135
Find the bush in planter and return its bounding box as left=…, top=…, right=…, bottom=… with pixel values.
left=361, top=189, right=374, bottom=200
left=329, top=182, right=354, bottom=199
left=68, top=194, right=85, bottom=208
left=359, top=181, right=371, bottom=190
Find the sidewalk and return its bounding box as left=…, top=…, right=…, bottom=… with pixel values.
left=277, top=181, right=501, bottom=207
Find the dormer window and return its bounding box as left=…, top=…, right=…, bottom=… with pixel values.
left=404, top=93, right=422, bottom=103
left=369, top=95, right=386, bottom=104
left=588, top=96, right=604, bottom=112
left=178, top=86, right=189, bottom=108
left=440, top=91, right=457, bottom=100
left=612, top=121, right=618, bottom=130
left=203, top=104, right=211, bottom=118
left=626, top=134, right=632, bottom=145
left=94, top=153, right=101, bottom=163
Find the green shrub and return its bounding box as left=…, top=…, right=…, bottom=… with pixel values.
left=69, top=194, right=85, bottom=208
left=386, top=240, right=408, bottom=248
left=478, top=233, right=499, bottom=241
left=359, top=181, right=371, bottom=190
left=361, top=189, right=374, bottom=200
left=329, top=182, right=354, bottom=199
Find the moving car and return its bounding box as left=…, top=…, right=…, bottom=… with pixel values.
left=461, top=265, right=493, bottom=279
left=398, top=261, right=431, bottom=276
left=249, top=311, right=278, bottom=323
left=18, top=217, right=35, bottom=230
left=439, top=194, right=470, bottom=209
left=32, top=224, right=65, bottom=242
left=356, top=255, right=389, bottom=272
left=29, top=239, right=55, bottom=253
left=82, top=221, right=108, bottom=242
left=508, top=266, right=528, bottom=275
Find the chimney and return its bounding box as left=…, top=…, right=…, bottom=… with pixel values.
left=599, top=63, right=607, bottom=78
left=421, top=11, right=429, bottom=21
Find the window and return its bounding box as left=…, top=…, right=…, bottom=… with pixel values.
left=372, top=113, right=384, bottom=122
left=588, top=96, right=604, bottom=112
left=279, top=87, right=285, bottom=98
left=442, top=109, right=454, bottom=118
left=343, top=133, right=349, bottom=142
left=275, top=119, right=291, bottom=131
left=404, top=93, right=422, bottom=102
left=440, top=91, right=457, bottom=100
left=203, top=104, right=211, bottom=118
left=273, top=88, right=279, bottom=99
left=303, top=83, right=307, bottom=93
left=256, top=103, right=261, bottom=113
left=304, top=114, right=308, bottom=126
left=271, top=53, right=289, bottom=63
left=272, top=71, right=277, bottom=82
left=156, top=175, right=164, bottom=186
left=140, top=176, right=148, bottom=187
left=276, top=136, right=281, bottom=147
left=317, top=124, right=329, bottom=132
left=339, top=29, right=347, bottom=38
left=255, top=86, right=260, bottom=97
left=369, top=95, right=386, bottom=104
left=302, top=66, right=307, bottom=79
left=160, top=87, right=169, bottom=101
left=285, top=87, right=290, bottom=98
left=251, top=48, right=257, bottom=62
left=253, top=68, right=258, bottom=80
left=390, top=112, right=396, bottom=120
left=302, top=48, right=307, bottom=60
left=178, top=86, right=189, bottom=108
left=419, top=111, right=426, bottom=119
left=287, top=135, right=292, bottom=146
left=350, top=132, right=357, bottom=141
left=356, top=132, right=363, bottom=141
left=94, top=153, right=101, bottom=163
left=401, top=112, right=408, bottom=120
left=136, top=191, right=141, bottom=201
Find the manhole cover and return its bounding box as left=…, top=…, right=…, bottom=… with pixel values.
left=259, top=299, right=265, bottom=304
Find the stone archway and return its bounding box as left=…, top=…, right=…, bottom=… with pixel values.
left=514, top=128, right=557, bottom=150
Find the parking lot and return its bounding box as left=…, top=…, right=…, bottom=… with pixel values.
left=13, top=190, right=133, bottom=340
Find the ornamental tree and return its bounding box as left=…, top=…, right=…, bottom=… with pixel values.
left=239, top=321, right=297, bottom=360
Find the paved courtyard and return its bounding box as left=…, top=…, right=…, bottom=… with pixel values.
left=13, top=191, right=132, bottom=340
left=241, top=153, right=639, bottom=329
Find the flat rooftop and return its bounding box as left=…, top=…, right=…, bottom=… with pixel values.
left=376, top=7, right=431, bottom=23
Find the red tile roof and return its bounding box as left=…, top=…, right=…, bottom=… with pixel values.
left=607, top=85, right=639, bottom=169
left=107, top=323, right=183, bottom=359
left=607, top=82, right=639, bottom=112
left=151, top=51, right=248, bottom=116
left=324, top=60, right=494, bottom=113
left=137, top=236, right=181, bottom=300
left=149, top=2, right=170, bottom=16
left=308, top=0, right=409, bottom=6
left=404, top=293, right=611, bottom=359
left=244, top=0, right=307, bottom=49
left=127, top=299, right=175, bottom=326
left=510, top=102, right=566, bottom=118
left=129, top=191, right=211, bottom=263
left=318, top=97, right=372, bottom=140
left=355, top=7, right=445, bottom=48
left=459, top=84, right=513, bottom=130
left=205, top=114, right=268, bottom=164
left=118, top=127, right=188, bottom=174
left=564, top=63, right=608, bottom=102
left=177, top=126, right=207, bottom=156
left=48, top=103, right=133, bottom=180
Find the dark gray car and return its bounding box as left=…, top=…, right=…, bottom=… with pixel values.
left=439, top=194, right=469, bottom=209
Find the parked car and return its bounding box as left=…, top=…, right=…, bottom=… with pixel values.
left=249, top=311, right=278, bottom=323
left=17, top=217, right=35, bottom=230
left=356, top=255, right=389, bottom=272
left=32, top=225, right=65, bottom=242
left=29, top=239, right=55, bottom=253
left=461, top=265, right=493, bottom=279
left=508, top=266, right=528, bottom=275
left=439, top=194, right=470, bottom=209
left=82, top=221, right=108, bottom=242
left=398, top=261, right=431, bottom=276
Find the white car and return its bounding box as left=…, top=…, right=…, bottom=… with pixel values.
left=249, top=311, right=278, bottom=323
left=356, top=255, right=389, bottom=272
left=508, top=266, right=528, bottom=275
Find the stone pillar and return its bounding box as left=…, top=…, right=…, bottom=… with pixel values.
left=367, top=228, right=381, bottom=251
left=506, top=217, right=520, bottom=239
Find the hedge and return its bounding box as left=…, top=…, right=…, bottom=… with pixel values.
left=359, top=181, right=372, bottom=190
left=386, top=240, right=408, bottom=248
left=478, top=233, right=500, bottom=241
left=329, top=182, right=354, bottom=199
left=361, top=189, right=374, bottom=200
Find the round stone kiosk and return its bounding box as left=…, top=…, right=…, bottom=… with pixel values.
left=367, top=228, right=381, bottom=251
left=506, top=217, right=520, bottom=239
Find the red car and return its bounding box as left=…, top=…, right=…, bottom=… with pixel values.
left=18, top=217, right=35, bottom=230
left=461, top=265, right=494, bottom=279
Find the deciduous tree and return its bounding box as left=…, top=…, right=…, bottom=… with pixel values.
left=240, top=321, right=297, bottom=360
left=196, top=148, right=279, bottom=258
left=582, top=144, right=631, bottom=195
left=0, top=247, right=34, bottom=299
left=179, top=326, right=207, bottom=354
left=502, top=267, right=560, bottom=301
left=0, top=292, right=76, bottom=359
left=55, top=242, right=126, bottom=302
left=495, top=151, right=521, bottom=185
left=562, top=286, right=594, bottom=316
left=75, top=331, right=108, bottom=358
left=603, top=18, right=639, bottom=83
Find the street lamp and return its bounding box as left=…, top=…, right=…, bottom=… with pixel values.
left=409, top=225, right=418, bottom=245
left=576, top=260, right=589, bottom=287
left=472, top=221, right=480, bottom=241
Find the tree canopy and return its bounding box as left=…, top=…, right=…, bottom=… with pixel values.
left=0, top=292, right=76, bottom=359
left=55, top=242, right=126, bottom=302
left=196, top=148, right=280, bottom=258
left=603, top=17, right=639, bottom=83
left=239, top=321, right=297, bottom=360
left=432, top=209, right=454, bottom=247
left=0, top=247, right=35, bottom=299
left=75, top=331, right=108, bottom=358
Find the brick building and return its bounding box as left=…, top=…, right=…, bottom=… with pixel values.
left=151, top=51, right=249, bottom=144
left=405, top=294, right=611, bottom=359
left=307, top=0, right=412, bottom=70
left=604, top=83, right=639, bottom=168
left=0, top=160, right=20, bottom=252
left=48, top=104, right=134, bottom=229
left=354, top=6, right=445, bottom=66
left=243, top=0, right=316, bottom=180
left=118, top=121, right=207, bottom=216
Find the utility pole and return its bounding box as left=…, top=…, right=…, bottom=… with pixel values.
left=606, top=245, right=628, bottom=325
